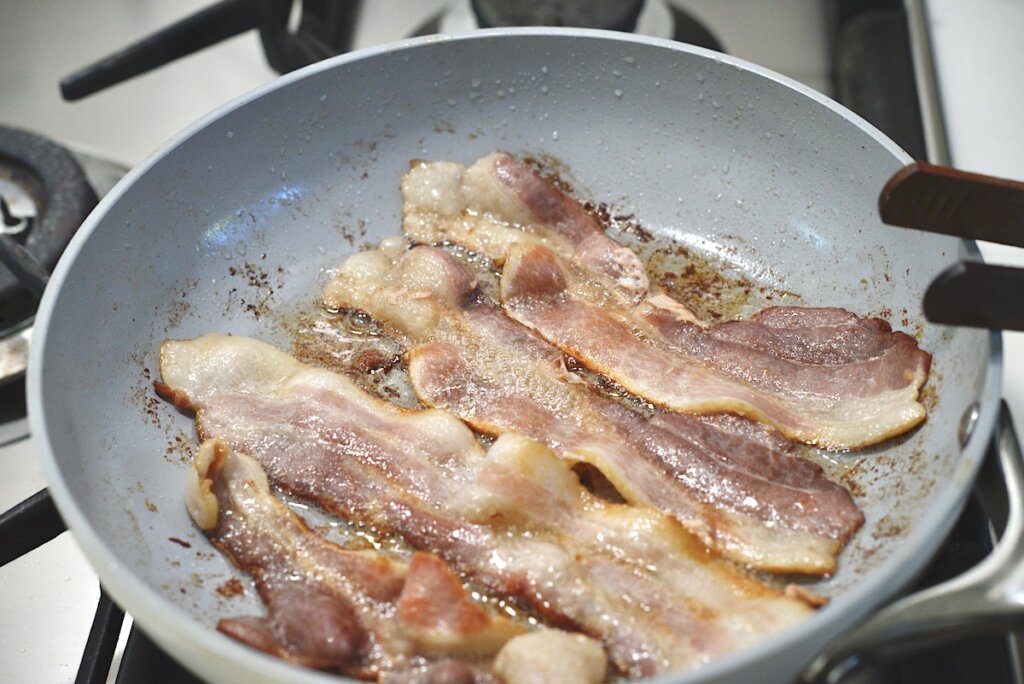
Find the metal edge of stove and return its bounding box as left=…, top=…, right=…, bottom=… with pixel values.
left=903, top=0, right=950, bottom=167
left=904, top=0, right=1023, bottom=679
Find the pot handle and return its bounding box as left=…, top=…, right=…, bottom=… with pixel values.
left=801, top=400, right=1024, bottom=683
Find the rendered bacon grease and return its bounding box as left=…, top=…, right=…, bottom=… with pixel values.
left=160, top=152, right=932, bottom=682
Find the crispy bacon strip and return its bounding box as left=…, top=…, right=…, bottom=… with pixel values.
left=500, top=243, right=930, bottom=449
left=162, top=335, right=812, bottom=677
left=186, top=437, right=509, bottom=679
left=322, top=245, right=863, bottom=574
left=401, top=152, right=931, bottom=449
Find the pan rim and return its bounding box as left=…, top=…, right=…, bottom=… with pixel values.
left=26, top=26, right=1003, bottom=684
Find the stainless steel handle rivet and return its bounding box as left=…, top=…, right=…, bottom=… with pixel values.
left=959, top=401, right=980, bottom=447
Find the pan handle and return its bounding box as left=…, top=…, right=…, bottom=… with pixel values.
left=801, top=400, right=1024, bottom=683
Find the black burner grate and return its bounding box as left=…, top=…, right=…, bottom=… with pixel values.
left=0, top=490, right=204, bottom=684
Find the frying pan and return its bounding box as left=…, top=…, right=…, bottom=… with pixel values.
left=27, top=29, right=1007, bottom=683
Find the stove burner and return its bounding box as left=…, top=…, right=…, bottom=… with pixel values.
left=471, top=0, right=646, bottom=31
left=413, top=0, right=724, bottom=53
left=0, top=127, right=97, bottom=337
left=0, top=187, right=35, bottom=236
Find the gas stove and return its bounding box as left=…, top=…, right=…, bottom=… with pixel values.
left=1, top=1, right=1022, bottom=683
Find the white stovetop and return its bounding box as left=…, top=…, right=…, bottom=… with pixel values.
left=0, top=0, right=1019, bottom=682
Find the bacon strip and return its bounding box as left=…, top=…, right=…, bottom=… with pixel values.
left=500, top=243, right=930, bottom=449
left=162, top=335, right=812, bottom=677
left=403, top=155, right=649, bottom=302
left=185, top=437, right=511, bottom=680
left=322, top=245, right=863, bottom=574
left=401, top=152, right=931, bottom=449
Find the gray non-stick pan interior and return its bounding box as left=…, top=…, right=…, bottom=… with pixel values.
left=29, top=29, right=999, bottom=684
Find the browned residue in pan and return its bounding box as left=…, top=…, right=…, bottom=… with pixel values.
left=433, top=120, right=456, bottom=135
left=163, top=431, right=195, bottom=465
left=871, top=514, right=908, bottom=540
left=216, top=578, right=245, bottom=598
left=591, top=208, right=801, bottom=323
left=163, top=278, right=198, bottom=330
left=223, top=258, right=285, bottom=321
left=523, top=153, right=577, bottom=195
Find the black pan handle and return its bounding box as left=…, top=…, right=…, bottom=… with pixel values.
left=801, top=401, right=1024, bottom=683
left=879, top=163, right=1024, bottom=330
left=922, top=261, right=1024, bottom=331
